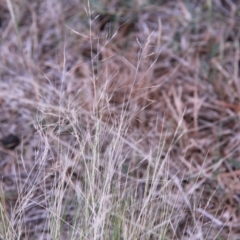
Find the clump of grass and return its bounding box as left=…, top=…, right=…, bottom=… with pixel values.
left=0, top=0, right=240, bottom=239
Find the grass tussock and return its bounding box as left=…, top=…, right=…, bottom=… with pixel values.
left=0, top=0, right=240, bottom=239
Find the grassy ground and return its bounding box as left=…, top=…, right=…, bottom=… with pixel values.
left=0, top=0, right=240, bottom=239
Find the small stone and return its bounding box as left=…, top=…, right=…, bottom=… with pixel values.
left=1, top=134, right=20, bottom=149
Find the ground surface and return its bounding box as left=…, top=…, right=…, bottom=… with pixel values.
left=0, top=0, right=240, bottom=239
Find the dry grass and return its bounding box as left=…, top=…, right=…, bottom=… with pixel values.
left=0, top=0, right=240, bottom=239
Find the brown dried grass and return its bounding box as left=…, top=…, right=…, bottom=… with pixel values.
left=0, top=0, right=240, bottom=239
